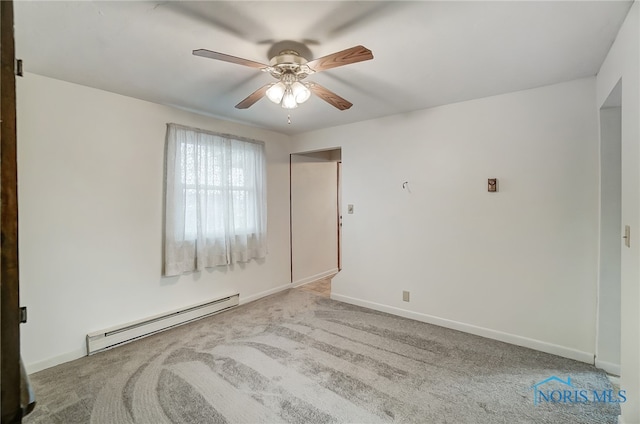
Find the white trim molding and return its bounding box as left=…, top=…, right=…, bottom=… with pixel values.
left=239, top=282, right=293, bottom=305
left=331, top=293, right=595, bottom=364
left=292, top=269, right=339, bottom=288
left=595, top=359, right=621, bottom=376
left=26, top=348, right=86, bottom=375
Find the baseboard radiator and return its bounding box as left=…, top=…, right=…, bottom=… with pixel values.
left=86, top=294, right=239, bottom=355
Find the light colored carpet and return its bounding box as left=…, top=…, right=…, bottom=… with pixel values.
left=296, top=279, right=331, bottom=297
left=25, top=288, right=619, bottom=423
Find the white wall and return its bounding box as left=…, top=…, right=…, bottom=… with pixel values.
left=596, top=2, right=640, bottom=423
left=293, top=77, right=600, bottom=362
left=291, top=152, right=339, bottom=285
left=17, top=73, right=292, bottom=372
left=597, top=105, right=621, bottom=373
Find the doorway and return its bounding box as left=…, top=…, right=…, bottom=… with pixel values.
left=290, top=149, right=342, bottom=285
left=596, top=80, right=622, bottom=376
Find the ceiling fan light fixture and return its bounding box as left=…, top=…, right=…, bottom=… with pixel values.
left=195, top=44, right=373, bottom=111
left=266, top=82, right=286, bottom=104
left=281, top=87, right=298, bottom=109
left=292, top=81, right=311, bottom=104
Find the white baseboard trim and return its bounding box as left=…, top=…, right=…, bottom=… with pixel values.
left=242, top=269, right=338, bottom=305
left=292, top=268, right=339, bottom=288
left=26, top=348, right=86, bottom=375
left=331, top=293, right=595, bottom=364
left=239, top=282, right=293, bottom=305
left=595, top=359, right=621, bottom=376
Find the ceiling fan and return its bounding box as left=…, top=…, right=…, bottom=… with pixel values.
left=193, top=41, right=374, bottom=111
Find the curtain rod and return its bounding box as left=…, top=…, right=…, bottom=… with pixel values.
left=167, top=123, right=266, bottom=147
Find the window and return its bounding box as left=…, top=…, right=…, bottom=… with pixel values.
left=164, top=123, right=267, bottom=276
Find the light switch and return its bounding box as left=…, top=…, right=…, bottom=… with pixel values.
left=347, top=204, right=354, bottom=214
left=624, top=225, right=631, bottom=247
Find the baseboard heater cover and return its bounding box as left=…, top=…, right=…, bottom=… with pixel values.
left=86, top=293, right=239, bottom=355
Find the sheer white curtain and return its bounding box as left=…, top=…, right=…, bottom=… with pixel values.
left=164, top=123, right=267, bottom=276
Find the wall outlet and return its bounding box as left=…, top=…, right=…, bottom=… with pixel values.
left=402, top=291, right=410, bottom=302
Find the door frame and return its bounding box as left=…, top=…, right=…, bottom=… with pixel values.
left=595, top=79, right=623, bottom=376
left=1, top=0, right=24, bottom=421
left=289, top=149, right=342, bottom=283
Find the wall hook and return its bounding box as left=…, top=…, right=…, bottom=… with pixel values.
left=402, top=181, right=409, bottom=189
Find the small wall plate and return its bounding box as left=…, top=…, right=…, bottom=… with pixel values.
left=488, top=178, right=498, bottom=192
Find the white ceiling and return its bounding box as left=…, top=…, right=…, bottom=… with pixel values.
left=15, top=1, right=633, bottom=135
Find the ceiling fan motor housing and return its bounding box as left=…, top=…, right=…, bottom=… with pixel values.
left=268, top=50, right=312, bottom=79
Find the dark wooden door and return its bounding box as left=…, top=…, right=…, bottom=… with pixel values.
left=1, top=0, right=23, bottom=422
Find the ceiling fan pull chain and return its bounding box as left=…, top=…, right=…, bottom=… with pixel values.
left=288, top=114, right=291, bottom=125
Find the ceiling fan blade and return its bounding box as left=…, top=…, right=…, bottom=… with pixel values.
left=306, top=45, right=373, bottom=72
left=309, top=83, right=353, bottom=110
left=193, top=49, right=268, bottom=70
left=235, top=84, right=270, bottom=109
